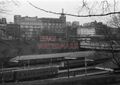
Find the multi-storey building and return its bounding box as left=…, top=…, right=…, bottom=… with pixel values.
left=14, top=15, right=43, bottom=39
left=0, top=18, right=7, bottom=39
left=6, top=24, right=20, bottom=40
left=14, top=13, right=66, bottom=39
left=77, top=26, right=95, bottom=36
left=14, top=14, right=79, bottom=53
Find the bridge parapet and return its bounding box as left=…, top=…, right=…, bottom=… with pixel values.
left=80, top=42, right=120, bottom=51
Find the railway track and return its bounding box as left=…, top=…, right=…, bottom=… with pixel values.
left=58, top=67, right=110, bottom=78
left=0, top=60, right=113, bottom=83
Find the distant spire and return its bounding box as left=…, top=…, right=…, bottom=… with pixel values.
left=62, top=8, right=64, bottom=14
left=61, top=8, right=64, bottom=15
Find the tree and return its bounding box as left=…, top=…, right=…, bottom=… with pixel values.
left=28, top=0, right=120, bottom=17
left=0, top=0, right=20, bottom=66
left=109, top=14, right=120, bottom=35
left=107, top=14, right=120, bottom=67
left=0, top=0, right=20, bottom=14
left=109, top=15, right=120, bottom=28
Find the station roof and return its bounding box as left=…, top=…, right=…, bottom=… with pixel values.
left=10, top=51, right=95, bottom=62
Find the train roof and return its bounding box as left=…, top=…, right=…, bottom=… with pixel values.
left=10, top=51, right=95, bottom=62
left=14, top=65, right=58, bottom=72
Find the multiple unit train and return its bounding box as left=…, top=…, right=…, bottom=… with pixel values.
left=0, top=63, right=119, bottom=83
left=0, top=65, right=114, bottom=83
left=0, top=66, right=58, bottom=82
left=62, top=57, right=111, bottom=69
left=7, top=56, right=111, bottom=70
left=0, top=51, right=115, bottom=83
left=1, top=57, right=112, bottom=83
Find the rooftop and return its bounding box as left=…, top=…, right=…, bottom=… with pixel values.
left=10, top=51, right=95, bottom=62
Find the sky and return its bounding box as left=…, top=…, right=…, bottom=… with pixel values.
left=0, top=0, right=119, bottom=25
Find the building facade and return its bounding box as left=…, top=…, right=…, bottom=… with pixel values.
left=14, top=14, right=79, bottom=52
left=14, top=15, right=42, bottom=39
left=77, top=26, right=96, bottom=36
left=0, top=18, right=7, bottom=39
left=6, top=24, right=20, bottom=40
left=14, top=14, right=66, bottom=40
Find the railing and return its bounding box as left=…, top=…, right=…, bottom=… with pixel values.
left=80, top=43, right=120, bottom=51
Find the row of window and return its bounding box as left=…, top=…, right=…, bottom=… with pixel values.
left=21, top=27, right=64, bottom=32
left=43, top=23, right=63, bottom=26
left=19, top=22, right=42, bottom=25
left=18, top=21, right=63, bottom=26
left=20, top=25, right=42, bottom=28
left=20, top=25, right=64, bottom=29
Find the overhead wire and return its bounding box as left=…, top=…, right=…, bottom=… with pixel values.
left=28, top=1, right=120, bottom=18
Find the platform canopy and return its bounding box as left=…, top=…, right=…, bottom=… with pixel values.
left=10, top=51, right=95, bottom=62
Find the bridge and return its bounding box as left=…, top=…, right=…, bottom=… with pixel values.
left=79, top=42, right=120, bottom=52
left=70, top=35, right=120, bottom=52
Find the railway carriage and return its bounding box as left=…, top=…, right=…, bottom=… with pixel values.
left=0, top=71, right=14, bottom=82
left=15, top=66, right=58, bottom=81
left=0, top=66, right=58, bottom=82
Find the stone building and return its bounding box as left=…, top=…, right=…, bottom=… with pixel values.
left=14, top=13, right=66, bottom=40
left=14, top=15, right=42, bottom=39
left=6, top=24, right=20, bottom=40
left=77, top=26, right=95, bottom=36
left=0, top=18, right=7, bottom=39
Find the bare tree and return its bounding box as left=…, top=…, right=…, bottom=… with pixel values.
left=96, top=22, right=120, bottom=67
left=0, top=0, right=20, bottom=66
left=28, top=0, right=120, bottom=17
left=0, top=0, right=20, bottom=14
left=109, top=14, right=120, bottom=29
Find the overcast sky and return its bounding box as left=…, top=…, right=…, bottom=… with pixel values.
left=0, top=0, right=119, bottom=25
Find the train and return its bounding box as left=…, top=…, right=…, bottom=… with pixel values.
left=112, top=68, right=120, bottom=74
left=59, top=57, right=112, bottom=70
left=6, top=57, right=65, bottom=68
left=0, top=65, right=118, bottom=83
left=0, top=66, right=58, bottom=82
left=7, top=56, right=111, bottom=70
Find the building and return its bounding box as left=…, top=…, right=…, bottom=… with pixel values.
left=0, top=18, right=7, bottom=24
left=77, top=26, right=95, bottom=36
left=66, top=22, right=72, bottom=26
left=0, top=18, right=7, bottom=39
left=72, top=21, right=79, bottom=27
left=65, top=21, right=79, bottom=40
left=14, top=15, right=42, bottom=39
left=77, top=22, right=96, bottom=46
left=14, top=13, right=79, bottom=53
left=6, top=24, right=20, bottom=40
left=14, top=13, right=66, bottom=40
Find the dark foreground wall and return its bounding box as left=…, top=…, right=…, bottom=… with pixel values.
left=3, top=73, right=120, bottom=85
left=37, top=74, right=120, bottom=85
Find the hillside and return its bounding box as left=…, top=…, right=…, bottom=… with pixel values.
left=0, top=39, right=39, bottom=65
